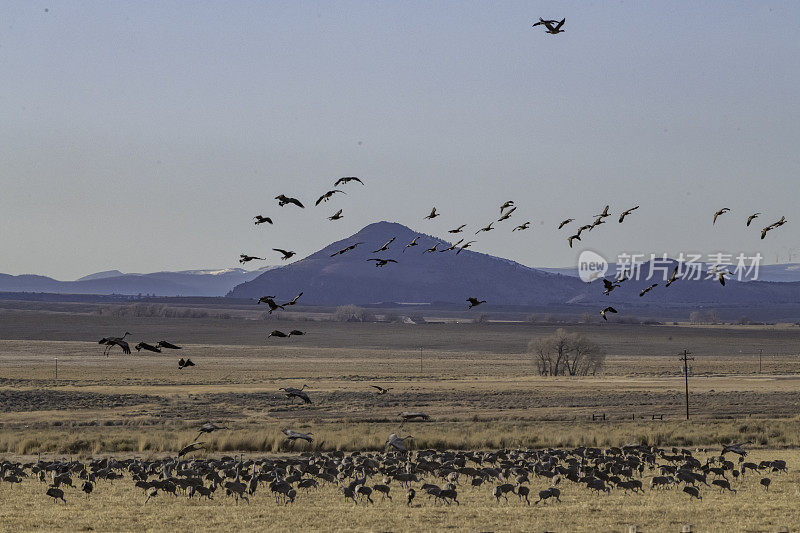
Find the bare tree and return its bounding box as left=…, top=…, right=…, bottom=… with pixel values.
left=528, top=328, right=606, bottom=376
left=334, top=305, right=374, bottom=322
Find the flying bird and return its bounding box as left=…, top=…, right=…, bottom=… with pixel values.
left=99, top=332, right=132, bottom=356
left=713, top=208, right=730, bottom=224
left=467, top=297, right=486, bottom=309
left=239, top=254, right=265, bottom=264
left=178, top=442, right=204, bottom=458
left=275, top=194, right=304, bottom=208
left=568, top=234, right=581, bottom=248
left=448, top=224, right=467, bottom=234
left=424, top=207, right=440, bottom=219
left=334, top=176, right=364, bottom=186
left=373, top=237, right=396, bottom=253
left=157, top=341, right=182, bottom=350
left=282, top=429, right=313, bottom=442
left=328, top=209, right=343, bottom=221
left=497, top=207, right=517, bottom=222
left=178, top=358, right=195, bottom=370
left=618, top=206, right=639, bottom=223
left=500, top=201, right=515, bottom=213
left=602, top=279, right=620, bottom=295
left=761, top=216, right=787, bottom=239
left=268, top=330, right=288, bottom=338
left=315, top=189, right=346, bottom=206
left=403, top=237, right=419, bottom=252
left=134, top=342, right=161, bottom=353
left=423, top=243, right=441, bottom=253
left=440, top=239, right=464, bottom=252
left=258, top=297, right=284, bottom=314
left=594, top=205, right=611, bottom=219
left=532, top=17, right=565, bottom=34
left=282, top=292, right=303, bottom=306
left=513, top=222, right=531, bottom=231
left=253, top=216, right=273, bottom=225
left=368, top=258, right=398, bottom=267
left=558, top=218, right=574, bottom=229
left=273, top=248, right=296, bottom=260
left=456, top=241, right=475, bottom=254
left=746, top=213, right=760, bottom=227
left=280, top=385, right=312, bottom=404
left=476, top=222, right=494, bottom=234
left=665, top=266, right=681, bottom=287
left=288, top=330, right=305, bottom=336
left=331, top=242, right=364, bottom=257
left=600, top=307, right=617, bottom=321
left=371, top=385, right=392, bottom=395
left=639, top=284, right=658, bottom=297
left=196, top=422, right=228, bottom=441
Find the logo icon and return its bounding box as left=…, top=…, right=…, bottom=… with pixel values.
left=578, top=250, right=608, bottom=283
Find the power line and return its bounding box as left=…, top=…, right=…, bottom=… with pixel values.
left=679, top=350, right=694, bottom=420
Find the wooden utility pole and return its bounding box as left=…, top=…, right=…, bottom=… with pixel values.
left=759, top=348, right=763, bottom=374
left=679, top=350, right=694, bottom=420
left=54, top=357, right=58, bottom=381
left=419, top=347, right=423, bottom=374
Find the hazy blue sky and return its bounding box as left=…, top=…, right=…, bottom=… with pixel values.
left=1, top=1, right=798, bottom=279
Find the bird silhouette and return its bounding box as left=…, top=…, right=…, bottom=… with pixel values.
left=665, top=267, right=681, bottom=287
left=368, top=258, right=398, bottom=267
left=558, top=218, right=574, bottom=229
left=288, top=330, right=305, bottom=336
left=532, top=17, right=565, bottom=34
left=424, top=207, right=440, bottom=219
left=467, top=297, right=486, bottom=309
left=157, top=341, right=182, bottom=350
left=315, top=189, right=346, bottom=205
left=568, top=234, right=581, bottom=248
left=476, top=222, right=494, bottom=234
left=618, top=206, right=639, bottom=223
left=331, top=242, right=364, bottom=257
left=639, top=284, right=658, bottom=297
left=713, top=208, right=730, bottom=224
left=253, top=216, right=273, bottom=225
left=275, top=194, right=304, bottom=208
left=373, top=237, right=396, bottom=253
left=746, top=213, right=760, bottom=226
left=500, top=201, right=514, bottom=213
left=512, top=222, right=531, bottom=231
left=602, top=279, right=620, bottom=295
left=600, top=307, right=617, bottom=320
left=403, top=236, right=420, bottom=252
left=239, top=254, right=265, bottom=264
left=178, top=442, right=204, bottom=458
left=440, top=239, right=464, bottom=252
left=328, top=209, right=343, bottom=221
left=258, top=297, right=284, bottom=314
left=282, top=292, right=303, bottom=306
left=456, top=241, right=475, bottom=254
left=497, top=206, right=517, bottom=222
left=423, top=243, right=441, bottom=253
left=178, top=358, right=195, bottom=370
left=135, top=342, right=161, bottom=353
left=448, top=224, right=467, bottom=234
left=273, top=248, right=296, bottom=260
left=334, top=176, right=364, bottom=186
left=268, top=330, right=288, bottom=338
left=371, top=385, right=392, bottom=395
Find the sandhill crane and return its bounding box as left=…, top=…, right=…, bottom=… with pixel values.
left=253, top=215, right=272, bottom=225
left=239, top=254, right=265, bottom=264
left=403, top=237, right=420, bottom=252
left=760, top=477, right=771, bottom=491
left=449, top=224, right=467, bottom=234
left=178, top=358, right=195, bottom=370
left=144, top=487, right=159, bottom=504
left=288, top=330, right=305, bottom=336
left=639, top=283, right=658, bottom=297
left=328, top=209, right=343, bottom=221
left=594, top=205, right=611, bottom=218
left=268, top=330, right=288, bottom=338
left=196, top=422, right=228, bottom=441
left=259, top=297, right=284, bottom=314
left=178, top=442, right=204, bottom=458
left=424, top=207, right=439, bottom=219
left=513, top=222, right=531, bottom=231
left=99, top=332, right=131, bottom=356
left=713, top=207, right=730, bottom=224
left=618, top=206, right=639, bottom=223
left=500, top=200, right=514, bottom=213
left=590, top=216, right=605, bottom=229
left=157, top=340, right=182, bottom=350
left=373, top=237, right=395, bottom=253
left=407, top=488, right=416, bottom=506
left=665, top=266, right=681, bottom=287
left=46, top=487, right=66, bottom=503
left=467, top=297, right=486, bottom=309
left=423, top=243, right=441, bottom=253
left=576, top=224, right=593, bottom=237
left=331, top=242, right=364, bottom=257
left=385, top=433, right=413, bottom=452
left=558, top=218, right=574, bottom=229
left=603, top=279, right=620, bottom=295
left=367, top=258, right=398, bottom=267
left=283, top=292, right=303, bottom=306
left=746, top=213, right=760, bottom=226
left=334, top=176, right=363, bottom=186
left=280, top=385, right=312, bottom=404
left=683, top=485, right=702, bottom=500
left=371, top=385, right=392, bottom=395
left=275, top=194, right=304, bottom=208
left=532, top=17, right=565, bottom=34
left=134, top=342, right=161, bottom=353
left=600, top=307, right=617, bottom=320
left=273, top=248, right=296, bottom=260
left=722, top=443, right=748, bottom=457
left=568, top=234, right=581, bottom=248
left=761, top=216, right=787, bottom=239
left=373, top=484, right=392, bottom=501
left=315, top=190, right=345, bottom=205
left=456, top=241, right=475, bottom=254
left=282, top=429, right=313, bottom=443
left=476, top=222, right=494, bottom=234
left=497, top=206, right=517, bottom=222
left=81, top=480, right=94, bottom=498
left=440, top=239, right=464, bottom=252
left=399, top=412, right=429, bottom=422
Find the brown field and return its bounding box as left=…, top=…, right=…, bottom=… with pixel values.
left=2, top=308, right=800, bottom=530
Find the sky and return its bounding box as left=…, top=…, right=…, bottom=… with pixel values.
left=1, top=1, right=799, bottom=279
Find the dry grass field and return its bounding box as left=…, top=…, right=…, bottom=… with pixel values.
left=2, top=308, right=800, bottom=530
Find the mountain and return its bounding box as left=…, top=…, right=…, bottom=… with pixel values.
left=228, top=221, right=586, bottom=305
left=0, top=267, right=274, bottom=297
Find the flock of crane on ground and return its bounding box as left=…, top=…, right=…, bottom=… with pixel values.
left=5, top=442, right=789, bottom=508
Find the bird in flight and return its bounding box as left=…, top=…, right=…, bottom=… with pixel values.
left=331, top=242, right=364, bottom=257
left=275, top=194, right=304, bottom=208
left=373, top=237, right=396, bottom=253
left=328, top=209, right=343, bottom=221
left=403, top=236, right=419, bottom=252
left=746, top=213, right=760, bottom=227
left=761, top=216, right=786, bottom=239
left=497, top=207, right=517, bottom=222
left=157, top=340, right=182, bottom=350
left=282, top=292, right=303, bottom=306
left=713, top=208, right=730, bottom=224
left=178, top=358, right=195, bottom=370
left=368, top=258, right=398, bottom=267
left=618, top=206, right=639, bottom=223
left=476, top=222, right=494, bottom=234
left=440, top=239, right=464, bottom=252
left=602, top=278, right=620, bottom=295
left=273, top=248, right=296, bottom=260
left=423, top=243, right=441, bottom=253
left=513, top=222, right=531, bottom=231
left=258, top=297, right=284, bottom=314
left=315, top=189, right=346, bottom=205
left=283, top=429, right=313, bottom=442
left=558, top=218, right=574, bottom=229
left=178, top=442, right=204, bottom=458
left=639, top=284, right=658, bottom=297
left=665, top=267, right=681, bottom=287
left=135, top=342, right=161, bottom=353
left=568, top=234, right=581, bottom=248
left=456, top=241, right=475, bottom=254
left=532, top=17, right=565, bottom=34
left=594, top=205, right=611, bottom=219
left=467, top=297, right=486, bottom=309
left=600, top=307, right=617, bottom=321
left=268, top=330, right=288, bottom=338
left=371, top=385, right=392, bottom=395
left=424, top=207, right=440, bottom=219
left=334, top=176, right=364, bottom=186
left=449, top=224, right=467, bottom=234
left=253, top=216, right=272, bottom=225
left=500, top=200, right=514, bottom=213
left=288, top=330, right=305, bottom=336
left=239, top=254, right=265, bottom=264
